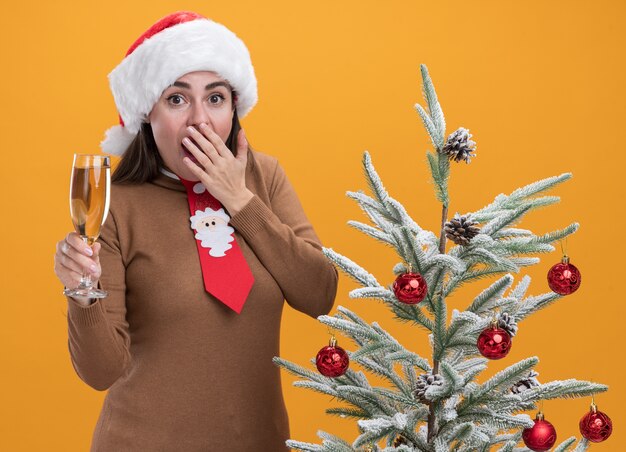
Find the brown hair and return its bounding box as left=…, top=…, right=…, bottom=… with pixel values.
left=112, top=103, right=256, bottom=184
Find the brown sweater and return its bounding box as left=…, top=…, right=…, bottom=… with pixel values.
left=66, top=149, right=339, bottom=451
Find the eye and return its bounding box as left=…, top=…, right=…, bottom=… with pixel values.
left=209, top=93, right=226, bottom=105
left=166, top=94, right=186, bottom=106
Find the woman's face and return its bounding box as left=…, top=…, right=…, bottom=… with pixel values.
left=148, top=71, right=235, bottom=181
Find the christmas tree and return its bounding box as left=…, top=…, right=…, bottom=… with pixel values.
left=273, top=65, right=612, bottom=451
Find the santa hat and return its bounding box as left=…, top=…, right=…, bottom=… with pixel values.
left=101, top=11, right=257, bottom=156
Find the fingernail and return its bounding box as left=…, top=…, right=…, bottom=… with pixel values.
left=85, top=248, right=93, bottom=256
left=187, top=126, right=196, bottom=133
left=90, top=264, right=97, bottom=272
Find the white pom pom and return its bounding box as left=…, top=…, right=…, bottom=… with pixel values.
left=193, top=182, right=207, bottom=194
left=100, top=125, right=137, bottom=156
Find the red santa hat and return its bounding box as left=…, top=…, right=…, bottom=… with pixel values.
left=101, top=11, right=258, bottom=156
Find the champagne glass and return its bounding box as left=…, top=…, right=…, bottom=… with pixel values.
left=63, top=154, right=111, bottom=298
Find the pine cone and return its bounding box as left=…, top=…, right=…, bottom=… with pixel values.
left=444, top=213, right=480, bottom=246
left=413, top=373, right=443, bottom=404
left=510, top=370, right=540, bottom=394
left=393, top=435, right=415, bottom=448
left=497, top=312, right=518, bottom=337
left=441, top=127, right=477, bottom=163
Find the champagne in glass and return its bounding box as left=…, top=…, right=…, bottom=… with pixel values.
left=63, top=154, right=111, bottom=299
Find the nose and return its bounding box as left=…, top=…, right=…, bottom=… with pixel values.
left=187, top=101, right=211, bottom=128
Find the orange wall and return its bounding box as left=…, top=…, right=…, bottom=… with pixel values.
left=1, top=1, right=624, bottom=450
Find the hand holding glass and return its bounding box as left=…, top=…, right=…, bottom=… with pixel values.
left=63, top=154, right=111, bottom=299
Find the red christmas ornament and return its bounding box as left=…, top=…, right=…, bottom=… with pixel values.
left=522, top=413, right=557, bottom=451
left=547, top=255, right=581, bottom=295
left=477, top=324, right=512, bottom=360
left=579, top=401, right=613, bottom=442
left=316, top=336, right=349, bottom=377
left=392, top=271, right=428, bottom=304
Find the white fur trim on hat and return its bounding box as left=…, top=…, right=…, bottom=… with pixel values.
left=101, top=18, right=257, bottom=156
left=100, top=124, right=137, bottom=156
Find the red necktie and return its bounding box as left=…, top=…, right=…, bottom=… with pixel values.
left=179, top=177, right=254, bottom=314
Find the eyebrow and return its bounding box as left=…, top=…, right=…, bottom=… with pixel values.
left=170, top=81, right=232, bottom=91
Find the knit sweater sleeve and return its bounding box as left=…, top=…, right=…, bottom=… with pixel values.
left=229, top=159, right=338, bottom=318
left=65, top=208, right=131, bottom=391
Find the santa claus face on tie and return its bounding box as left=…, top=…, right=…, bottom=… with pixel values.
left=194, top=213, right=228, bottom=232
left=190, top=207, right=235, bottom=257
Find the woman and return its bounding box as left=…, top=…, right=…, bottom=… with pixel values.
left=53, top=11, right=338, bottom=451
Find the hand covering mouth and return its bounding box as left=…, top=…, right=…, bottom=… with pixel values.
left=182, top=138, right=201, bottom=164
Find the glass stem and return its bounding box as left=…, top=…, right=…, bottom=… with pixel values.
left=78, top=236, right=93, bottom=289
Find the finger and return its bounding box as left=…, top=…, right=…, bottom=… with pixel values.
left=183, top=155, right=212, bottom=181
left=186, top=126, right=219, bottom=160
left=59, top=250, right=99, bottom=277
left=62, top=259, right=100, bottom=284
left=55, top=247, right=80, bottom=274
left=199, top=123, right=231, bottom=159
left=183, top=136, right=215, bottom=169
left=65, top=232, right=94, bottom=257
left=58, top=239, right=99, bottom=276
left=55, top=250, right=81, bottom=281
left=59, top=267, right=82, bottom=289
left=92, top=243, right=102, bottom=269
left=236, top=129, right=248, bottom=162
